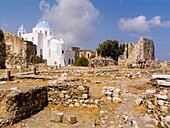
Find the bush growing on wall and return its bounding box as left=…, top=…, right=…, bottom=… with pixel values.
left=74, top=56, right=89, bottom=66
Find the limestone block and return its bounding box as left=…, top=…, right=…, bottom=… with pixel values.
left=164, top=116, right=170, bottom=126
left=157, top=94, right=168, bottom=100
left=82, top=94, right=88, bottom=99
left=112, top=97, right=122, bottom=103
left=68, top=117, right=77, bottom=124
left=50, top=111, right=64, bottom=123
left=77, top=86, right=85, bottom=91
left=74, top=102, right=80, bottom=107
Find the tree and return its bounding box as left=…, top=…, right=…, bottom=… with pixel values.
left=96, top=40, right=124, bottom=61
left=74, top=56, right=89, bottom=66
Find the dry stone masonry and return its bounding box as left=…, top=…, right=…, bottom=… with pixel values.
left=0, top=85, right=48, bottom=127
left=90, top=57, right=116, bottom=67
left=48, top=77, right=100, bottom=108
left=141, top=88, right=170, bottom=128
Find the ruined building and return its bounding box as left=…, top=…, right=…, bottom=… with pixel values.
left=79, top=50, right=97, bottom=59
left=0, top=30, right=37, bottom=68
left=0, top=30, right=6, bottom=69
left=124, top=37, right=155, bottom=66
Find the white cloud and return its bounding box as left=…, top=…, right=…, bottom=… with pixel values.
left=39, top=0, right=99, bottom=45
left=118, top=15, right=170, bottom=33
left=0, top=22, right=9, bottom=31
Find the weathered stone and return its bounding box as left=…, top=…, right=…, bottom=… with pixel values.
left=74, top=102, right=80, bottom=107
left=3, top=31, right=36, bottom=68
left=157, top=94, right=168, bottom=100
left=135, top=98, right=143, bottom=106
left=50, top=111, right=64, bottom=123
left=146, top=89, right=156, bottom=94
left=68, top=117, right=77, bottom=124
left=77, top=86, right=85, bottom=91
left=112, top=97, right=122, bottom=103
left=69, top=104, right=74, bottom=107
left=0, top=29, right=6, bottom=69
left=89, top=57, right=116, bottom=67
left=164, top=116, right=170, bottom=126
left=160, top=106, right=169, bottom=113
left=123, top=37, right=155, bottom=67
left=82, top=94, right=88, bottom=99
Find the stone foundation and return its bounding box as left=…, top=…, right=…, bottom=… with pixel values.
left=48, top=77, right=99, bottom=108
left=0, top=85, right=48, bottom=127
left=141, top=89, right=170, bottom=127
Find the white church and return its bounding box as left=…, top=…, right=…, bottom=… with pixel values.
left=17, top=20, right=65, bottom=66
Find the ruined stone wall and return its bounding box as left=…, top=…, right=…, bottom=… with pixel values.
left=48, top=78, right=99, bottom=108
left=89, top=57, right=116, bottom=67
left=124, top=37, right=155, bottom=65
left=69, top=47, right=80, bottom=61
left=0, top=85, right=48, bottom=126
left=142, top=89, right=170, bottom=127
left=3, top=31, right=37, bottom=68
left=0, top=30, right=6, bottom=69
left=65, top=49, right=75, bottom=66
left=79, top=50, right=97, bottom=59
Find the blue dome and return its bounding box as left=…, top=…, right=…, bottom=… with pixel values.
left=35, top=21, right=52, bottom=28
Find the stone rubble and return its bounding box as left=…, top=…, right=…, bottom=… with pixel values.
left=48, top=77, right=100, bottom=108
left=138, top=88, right=170, bottom=128
left=89, top=57, right=116, bottom=67
left=102, top=86, right=122, bottom=103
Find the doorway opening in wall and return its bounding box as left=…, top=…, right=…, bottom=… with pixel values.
left=88, top=53, right=90, bottom=58
left=68, top=59, right=71, bottom=65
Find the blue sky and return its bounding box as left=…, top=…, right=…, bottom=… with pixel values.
left=0, top=0, right=170, bottom=60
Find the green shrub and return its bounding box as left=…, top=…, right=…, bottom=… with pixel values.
left=74, top=56, right=89, bottom=66
left=33, top=55, right=47, bottom=64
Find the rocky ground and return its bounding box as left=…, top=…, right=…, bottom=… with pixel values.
left=0, top=66, right=169, bottom=128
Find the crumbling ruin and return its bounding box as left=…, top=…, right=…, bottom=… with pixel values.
left=123, top=37, right=155, bottom=67
left=0, top=30, right=6, bottom=69
left=2, top=31, right=37, bottom=68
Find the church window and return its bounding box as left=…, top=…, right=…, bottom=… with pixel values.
left=32, top=37, right=34, bottom=41
left=72, top=59, right=74, bottom=64
left=45, top=31, right=47, bottom=35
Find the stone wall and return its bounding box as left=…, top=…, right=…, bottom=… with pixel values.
left=0, top=85, right=48, bottom=126
left=48, top=77, right=99, bottom=108
left=65, top=49, right=75, bottom=66
left=89, top=57, right=116, bottom=67
left=124, top=37, right=155, bottom=66
left=141, top=89, right=170, bottom=127
left=69, top=47, right=80, bottom=61
left=79, top=50, right=97, bottom=59
left=0, top=30, right=6, bottom=69
left=3, top=31, right=37, bottom=68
